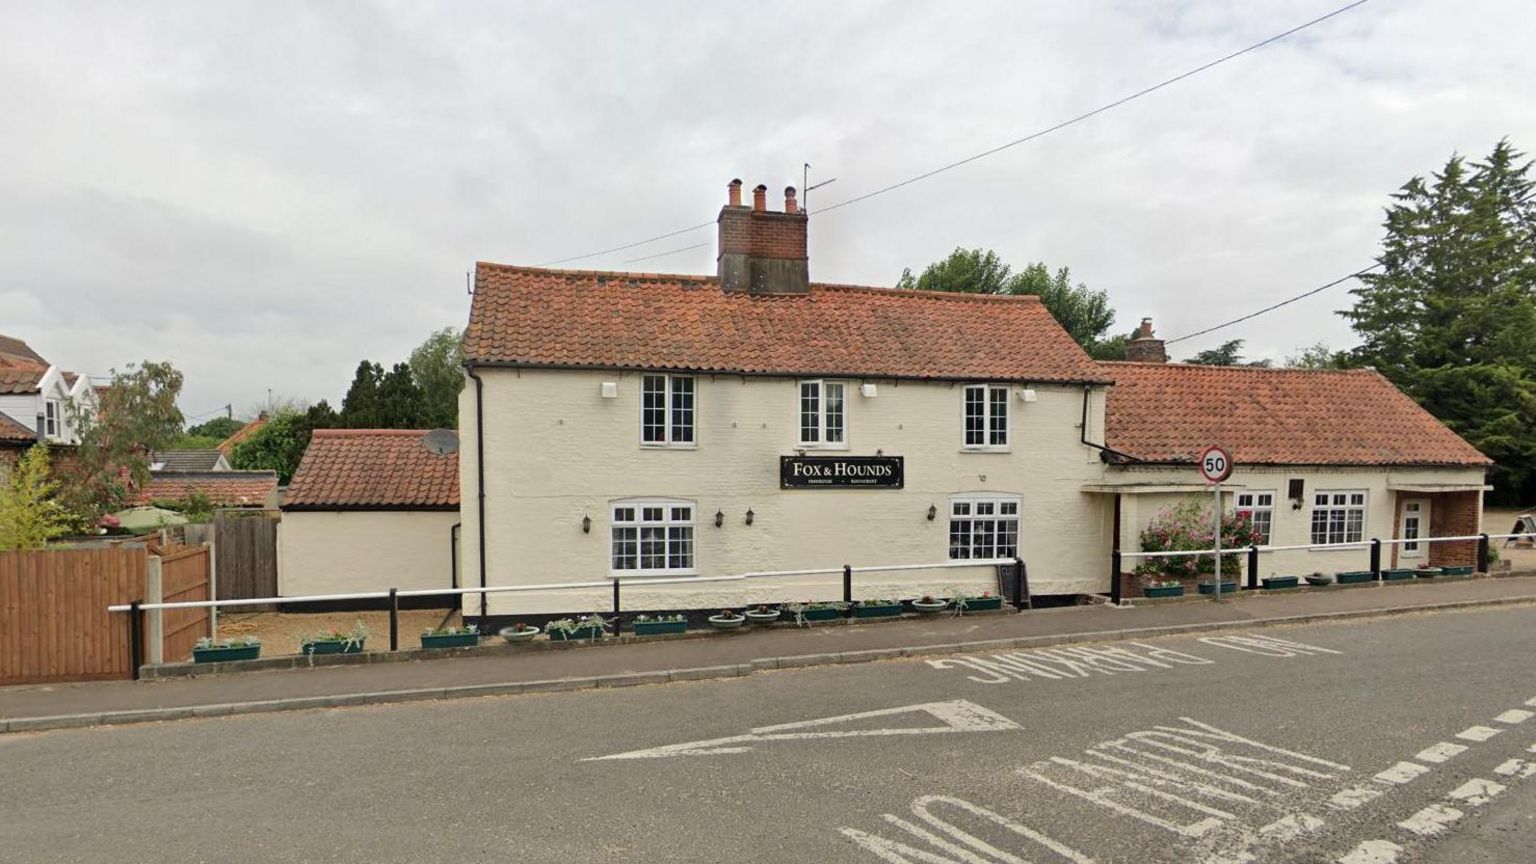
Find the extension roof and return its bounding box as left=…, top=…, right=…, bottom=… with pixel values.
left=138, top=471, right=279, bottom=508
left=1103, top=362, right=1491, bottom=468
left=218, top=415, right=268, bottom=457
left=283, top=429, right=460, bottom=510
left=465, top=263, right=1111, bottom=384
left=0, top=412, right=36, bottom=444
left=154, top=450, right=227, bottom=471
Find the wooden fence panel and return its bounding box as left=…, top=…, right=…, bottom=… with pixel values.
left=159, top=546, right=211, bottom=663
left=213, top=511, right=279, bottom=606
left=0, top=546, right=147, bottom=685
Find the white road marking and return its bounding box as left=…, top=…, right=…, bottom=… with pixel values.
left=1196, top=634, right=1345, bottom=656
left=1398, top=803, right=1463, bottom=837
left=1259, top=813, right=1324, bottom=840
left=841, top=794, right=1097, bottom=864
left=1493, top=758, right=1536, bottom=779
left=587, top=700, right=1020, bottom=760
left=1447, top=778, right=1506, bottom=806
left=1456, top=725, right=1503, bottom=742
left=1338, top=840, right=1403, bottom=864
left=1494, top=708, right=1534, bottom=724
left=1329, top=786, right=1382, bottom=810
left=1373, top=762, right=1429, bottom=784
left=1525, top=696, right=1536, bottom=707
left=1415, top=742, right=1467, bottom=764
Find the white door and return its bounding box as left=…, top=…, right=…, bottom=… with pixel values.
left=1400, top=499, right=1430, bottom=561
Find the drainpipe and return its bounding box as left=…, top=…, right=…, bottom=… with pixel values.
left=1080, top=386, right=1139, bottom=463
left=450, top=522, right=461, bottom=590
left=466, top=366, right=488, bottom=619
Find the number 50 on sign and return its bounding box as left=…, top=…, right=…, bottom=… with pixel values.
left=1199, top=445, right=1233, bottom=484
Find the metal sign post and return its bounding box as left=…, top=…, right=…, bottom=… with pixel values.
left=1199, top=445, right=1234, bottom=602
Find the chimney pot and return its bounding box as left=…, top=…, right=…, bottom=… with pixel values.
left=727, top=179, right=742, bottom=207
left=752, top=184, right=767, bottom=211
left=784, top=186, right=798, bottom=214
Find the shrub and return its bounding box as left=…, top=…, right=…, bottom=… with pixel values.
left=1135, top=500, right=1259, bottom=579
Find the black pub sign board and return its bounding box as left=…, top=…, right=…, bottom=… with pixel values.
left=780, top=455, right=904, bottom=489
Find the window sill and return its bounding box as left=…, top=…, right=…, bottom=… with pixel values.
left=608, top=571, right=700, bottom=581
left=797, top=443, right=850, bottom=451
left=960, top=446, right=1011, bottom=454
left=638, top=443, right=697, bottom=450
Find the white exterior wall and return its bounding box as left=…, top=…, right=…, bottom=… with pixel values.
left=279, top=509, right=461, bottom=597
left=1112, top=464, right=1486, bottom=579
left=460, top=367, right=1115, bottom=615
left=0, top=369, right=89, bottom=445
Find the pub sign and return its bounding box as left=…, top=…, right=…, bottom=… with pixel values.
left=780, top=455, right=904, bottom=489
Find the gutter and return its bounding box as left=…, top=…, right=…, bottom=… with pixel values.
left=1080, top=386, right=1140, bottom=463
left=462, top=358, right=1116, bottom=388
left=466, top=365, right=488, bottom=619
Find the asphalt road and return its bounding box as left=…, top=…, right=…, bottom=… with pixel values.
left=3, top=606, right=1536, bottom=863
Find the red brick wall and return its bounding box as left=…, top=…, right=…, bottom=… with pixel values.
left=717, top=207, right=807, bottom=260
left=1429, top=490, right=1480, bottom=568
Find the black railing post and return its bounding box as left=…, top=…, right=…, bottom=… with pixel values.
left=1370, top=538, right=1382, bottom=581
left=1478, top=533, right=1491, bottom=573
left=389, top=588, right=399, bottom=652
left=1110, top=550, right=1123, bottom=606
left=1246, top=545, right=1259, bottom=590
left=129, top=600, right=143, bottom=681
left=842, top=564, right=852, bottom=604
left=612, top=579, right=622, bottom=636
left=1013, top=557, right=1028, bottom=610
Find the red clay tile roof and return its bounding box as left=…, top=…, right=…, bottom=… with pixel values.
left=283, top=429, right=460, bottom=510
left=1103, top=362, right=1491, bottom=467
left=0, top=367, right=45, bottom=395
left=218, top=415, right=268, bottom=456
left=466, top=263, right=1110, bottom=384
left=0, top=412, right=36, bottom=444
left=0, top=334, right=47, bottom=366
left=138, top=471, right=279, bottom=507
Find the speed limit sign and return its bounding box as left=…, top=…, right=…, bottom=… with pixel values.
left=1198, top=445, right=1233, bottom=484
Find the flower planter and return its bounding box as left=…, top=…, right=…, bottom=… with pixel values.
left=547, top=626, right=605, bottom=642
left=911, top=599, right=950, bottom=613
left=1143, top=585, right=1185, bottom=598
left=421, top=632, right=480, bottom=649
left=499, top=626, right=540, bottom=644
left=1305, top=574, right=1333, bottom=587
left=1335, top=571, right=1375, bottom=585
left=794, top=607, right=843, bottom=622
left=633, top=619, right=687, bottom=636
left=744, top=609, right=781, bottom=625
left=1197, top=581, right=1238, bottom=595
left=959, top=596, right=1004, bottom=612
left=853, top=603, right=903, bottom=619
left=193, top=644, right=261, bottom=663
left=1381, top=569, right=1416, bottom=581
left=707, top=615, right=746, bottom=630
left=1441, top=565, right=1475, bottom=577
left=303, top=639, right=365, bottom=655
left=1414, top=567, right=1443, bottom=578
left=1261, top=576, right=1299, bottom=590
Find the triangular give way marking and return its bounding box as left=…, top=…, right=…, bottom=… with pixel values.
left=584, top=700, right=1021, bottom=761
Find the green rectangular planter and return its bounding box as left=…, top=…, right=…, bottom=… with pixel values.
left=547, top=626, right=605, bottom=642
left=420, top=632, right=479, bottom=649
left=961, top=596, right=1004, bottom=611
left=1197, top=581, right=1238, bottom=595
left=1261, top=576, right=1299, bottom=590
left=1335, top=571, right=1375, bottom=585
left=854, top=604, right=903, bottom=619
left=303, top=639, right=365, bottom=655
left=193, top=644, right=260, bottom=663
left=1441, top=565, right=1475, bottom=576
left=633, top=619, right=687, bottom=636
left=795, top=607, right=842, bottom=622
left=1381, top=569, right=1416, bottom=581
left=1143, top=585, right=1185, bottom=598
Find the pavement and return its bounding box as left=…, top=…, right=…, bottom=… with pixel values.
left=3, top=601, right=1536, bottom=862
left=3, top=575, right=1536, bottom=734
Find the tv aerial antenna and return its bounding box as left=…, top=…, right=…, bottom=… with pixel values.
left=802, top=163, right=837, bottom=214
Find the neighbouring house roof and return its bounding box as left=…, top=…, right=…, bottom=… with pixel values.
left=218, top=414, right=268, bottom=457
left=0, top=333, right=49, bottom=395
left=0, top=334, right=47, bottom=366
left=283, top=429, right=460, bottom=510
left=153, top=450, right=227, bottom=471
left=1102, top=362, right=1492, bottom=468
left=0, top=412, right=37, bottom=445
left=465, top=263, right=1112, bottom=384
left=138, top=471, right=279, bottom=508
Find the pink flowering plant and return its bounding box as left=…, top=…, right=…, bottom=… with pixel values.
left=1135, top=501, right=1260, bottom=581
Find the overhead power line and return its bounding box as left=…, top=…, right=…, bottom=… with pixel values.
left=622, top=241, right=711, bottom=265
left=1163, top=263, right=1383, bottom=345
left=533, top=0, right=1377, bottom=266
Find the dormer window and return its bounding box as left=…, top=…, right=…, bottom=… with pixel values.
left=641, top=374, right=694, bottom=447
left=798, top=380, right=846, bottom=448
left=962, top=384, right=1009, bottom=450
left=44, top=400, right=60, bottom=437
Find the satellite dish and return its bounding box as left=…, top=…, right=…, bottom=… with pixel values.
left=422, top=429, right=459, bottom=456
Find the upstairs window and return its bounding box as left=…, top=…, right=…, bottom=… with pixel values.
left=641, top=374, right=694, bottom=446
left=611, top=501, right=695, bottom=575
left=44, top=400, right=59, bottom=437
left=962, top=384, right=1009, bottom=449
left=798, top=380, right=846, bottom=447
left=949, top=495, right=1020, bottom=560
left=1310, top=490, right=1366, bottom=545
left=1235, top=490, right=1275, bottom=545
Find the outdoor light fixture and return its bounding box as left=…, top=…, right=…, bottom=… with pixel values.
left=861, top=383, right=878, bottom=398
left=581, top=514, right=591, bottom=534
left=927, top=504, right=937, bottom=521
left=714, top=509, right=724, bottom=528
left=745, top=508, right=755, bottom=526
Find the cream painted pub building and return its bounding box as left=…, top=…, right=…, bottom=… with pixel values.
left=454, top=180, right=1490, bottom=619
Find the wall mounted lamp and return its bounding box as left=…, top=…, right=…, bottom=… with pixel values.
left=927, top=504, right=937, bottom=521
left=581, top=514, right=591, bottom=534
left=714, top=509, right=724, bottom=528
left=745, top=508, right=755, bottom=526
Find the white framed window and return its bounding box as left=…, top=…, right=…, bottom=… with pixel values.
left=962, top=384, right=1009, bottom=449
left=640, top=374, right=694, bottom=446
left=948, top=494, right=1020, bottom=560
left=610, top=500, right=696, bottom=575
left=1235, top=490, right=1275, bottom=545
left=798, top=380, right=846, bottom=448
left=1310, top=490, right=1366, bottom=545
left=44, top=400, right=59, bottom=437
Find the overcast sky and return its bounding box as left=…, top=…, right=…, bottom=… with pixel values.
left=2, top=0, right=1531, bottom=420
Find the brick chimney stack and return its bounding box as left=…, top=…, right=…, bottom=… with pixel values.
left=717, top=177, right=809, bottom=295
left=1124, top=317, right=1168, bottom=363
